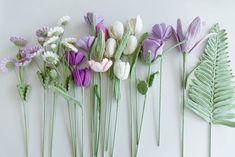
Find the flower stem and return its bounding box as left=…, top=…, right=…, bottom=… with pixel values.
left=49, top=92, right=56, bottom=157
left=82, top=87, right=85, bottom=157
left=22, top=101, right=29, bottom=157
left=103, top=77, right=109, bottom=154
left=67, top=101, right=75, bottom=157
left=42, top=89, right=47, bottom=157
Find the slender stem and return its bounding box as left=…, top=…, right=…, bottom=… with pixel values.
left=96, top=73, right=102, bottom=156
left=181, top=52, right=187, bottom=157
left=103, top=77, right=109, bottom=154
left=130, top=77, right=134, bottom=157
left=157, top=57, right=163, bottom=146
left=209, top=123, right=212, bottom=157
left=49, top=92, right=56, bottom=157
left=42, top=89, right=47, bottom=157
left=67, top=101, right=75, bottom=157
left=135, top=69, right=138, bottom=145
left=22, top=101, right=29, bottom=157
left=82, top=87, right=85, bottom=157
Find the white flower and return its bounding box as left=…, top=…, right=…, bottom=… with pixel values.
left=62, top=37, right=77, bottom=44
left=126, top=15, right=143, bottom=35
left=43, top=36, right=59, bottom=47
left=108, top=21, right=124, bottom=40
left=47, top=26, right=64, bottom=37
left=88, top=58, right=113, bottom=73
left=113, top=59, right=130, bottom=80
left=123, top=35, right=138, bottom=55
left=104, top=38, right=117, bottom=58
left=62, top=41, right=78, bottom=52
left=57, top=16, right=71, bottom=26
left=42, top=51, right=59, bottom=65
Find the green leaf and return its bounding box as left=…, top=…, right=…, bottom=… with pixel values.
left=89, top=38, right=98, bottom=60
left=65, top=76, right=72, bottom=92
left=114, top=78, right=121, bottom=100
left=185, top=24, right=235, bottom=127
left=148, top=71, right=159, bottom=87
left=114, top=31, right=131, bottom=60
left=95, top=31, right=106, bottom=61
left=137, top=80, right=149, bottom=95
left=94, top=84, right=101, bottom=100
left=17, top=84, right=31, bottom=102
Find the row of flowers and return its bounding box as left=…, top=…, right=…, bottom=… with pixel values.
left=0, top=12, right=210, bottom=157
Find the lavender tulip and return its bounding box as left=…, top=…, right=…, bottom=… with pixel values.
left=76, top=36, right=95, bottom=52
left=65, top=51, right=86, bottom=65
left=151, top=23, right=172, bottom=41
left=84, top=12, right=104, bottom=27
left=96, top=23, right=109, bottom=41
left=73, top=67, right=91, bottom=87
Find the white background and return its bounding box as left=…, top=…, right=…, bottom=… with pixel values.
left=1, top=0, right=235, bottom=157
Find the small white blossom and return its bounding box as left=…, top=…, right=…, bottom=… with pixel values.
left=57, top=16, right=71, bottom=26
left=42, top=51, right=59, bottom=65
left=62, top=37, right=77, bottom=44
left=47, top=26, right=64, bottom=37
left=43, top=36, right=59, bottom=47
left=62, top=41, right=78, bottom=52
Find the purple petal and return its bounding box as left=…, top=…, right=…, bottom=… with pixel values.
left=76, top=36, right=95, bottom=52
left=10, top=36, right=27, bottom=47
left=0, top=57, right=16, bottom=73
left=66, top=51, right=86, bottom=65
left=96, top=23, right=109, bottom=41
left=185, top=17, right=202, bottom=42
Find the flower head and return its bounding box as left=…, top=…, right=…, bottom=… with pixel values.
left=22, top=46, right=44, bottom=58
left=123, top=35, right=138, bottom=55
left=96, top=23, right=109, bottom=41
left=15, top=57, right=32, bottom=67
left=42, top=51, right=59, bottom=65
left=73, top=67, right=91, bottom=87
left=47, top=26, right=64, bottom=37
left=0, top=58, right=16, bottom=73
left=62, top=41, right=78, bottom=52
left=88, top=58, right=112, bottom=72
left=57, top=16, right=71, bottom=26
left=104, top=38, right=117, bottom=58
left=43, top=36, right=59, bottom=47
left=76, top=36, right=95, bottom=52
left=113, top=59, right=130, bottom=80
left=126, top=15, right=143, bottom=35
left=151, top=23, right=172, bottom=41
left=36, top=27, right=49, bottom=38
left=108, top=21, right=124, bottom=40
left=84, top=12, right=104, bottom=28
left=10, top=36, right=27, bottom=47
left=65, top=51, right=86, bottom=65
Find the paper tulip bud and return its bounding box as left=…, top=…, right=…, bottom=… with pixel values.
left=151, top=23, right=172, bottom=41
left=123, top=35, right=138, bottom=55
left=126, top=15, right=143, bottom=35
left=104, top=38, right=117, bottom=58
left=108, top=21, right=124, bottom=40
left=113, top=59, right=130, bottom=80
left=88, top=58, right=112, bottom=72
left=96, top=23, right=109, bottom=41
left=65, top=51, right=86, bottom=65
left=73, top=67, right=91, bottom=87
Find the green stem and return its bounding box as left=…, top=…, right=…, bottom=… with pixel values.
left=42, top=89, right=47, bottom=157
left=67, top=101, right=75, bottom=157
left=130, top=77, right=134, bottom=157
left=82, top=87, right=85, bottom=157
left=209, top=123, right=212, bottom=157
left=103, top=77, right=109, bottom=154
left=49, top=92, right=56, bottom=157
left=135, top=69, right=138, bottom=145
left=22, top=101, right=29, bottom=157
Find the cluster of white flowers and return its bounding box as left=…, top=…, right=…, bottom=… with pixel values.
left=43, top=36, right=59, bottom=47
left=57, top=16, right=71, bottom=26
left=62, top=37, right=77, bottom=44
left=47, top=26, right=64, bottom=37
left=42, top=51, right=59, bottom=65
left=61, top=41, right=78, bottom=52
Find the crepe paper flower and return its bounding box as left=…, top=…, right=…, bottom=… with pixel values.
left=15, top=57, right=32, bottom=67
left=57, top=16, right=71, bottom=26
left=84, top=12, right=104, bottom=28
left=62, top=37, right=77, bottom=44
left=142, top=39, right=163, bottom=64
left=108, top=21, right=124, bottom=40
left=151, top=23, right=173, bottom=42
left=73, top=67, right=91, bottom=87
left=113, top=59, right=130, bottom=80
left=43, top=36, right=59, bottom=47
left=42, top=51, right=59, bottom=65
left=76, top=36, right=95, bottom=52
left=36, top=27, right=49, bottom=38
left=65, top=51, right=86, bottom=65
left=0, top=57, right=16, bottom=73
left=88, top=58, right=112, bottom=72
left=104, top=38, right=117, bottom=58
left=62, top=41, right=78, bottom=52
left=96, top=23, right=109, bottom=41
left=126, top=15, right=143, bottom=35
left=22, top=46, right=44, bottom=58
left=123, top=35, right=138, bottom=55
left=47, top=26, right=64, bottom=37
left=10, top=36, right=27, bottom=47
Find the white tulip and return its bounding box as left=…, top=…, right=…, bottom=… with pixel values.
left=126, top=15, right=143, bottom=35
left=108, top=21, right=124, bottom=40
left=113, top=59, right=130, bottom=80
left=123, top=35, right=138, bottom=55
left=104, top=38, right=117, bottom=58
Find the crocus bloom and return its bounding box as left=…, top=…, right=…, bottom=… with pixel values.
left=151, top=23, right=172, bottom=41
left=96, top=23, right=109, bottom=41
left=0, top=57, right=16, bottom=73
left=76, top=36, right=95, bottom=52
left=84, top=12, right=104, bottom=27
left=65, top=51, right=86, bottom=65
left=108, top=21, right=124, bottom=40
left=10, top=36, right=27, bottom=47
left=173, top=17, right=213, bottom=53
left=123, top=35, right=138, bottom=55
left=88, top=58, right=112, bottom=72
left=73, top=67, right=91, bottom=87
left=126, top=15, right=143, bottom=35
left=142, top=39, right=163, bottom=63
left=113, top=59, right=130, bottom=80
left=104, top=38, right=117, bottom=58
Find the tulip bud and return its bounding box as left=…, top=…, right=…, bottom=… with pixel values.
left=113, top=59, right=130, bottom=80
left=108, top=21, right=124, bottom=40
left=126, top=15, right=143, bottom=35
left=104, top=38, right=117, bottom=58
left=73, top=67, right=91, bottom=87
left=88, top=58, right=113, bottom=72
left=123, top=35, right=138, bottom=55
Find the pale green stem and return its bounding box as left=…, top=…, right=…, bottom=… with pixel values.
left=42, top=89, right=47, bottom=157
left=67, top=101, right=75, bottom=157
left=49, top=92, right=56, bottom=157
left=82, top=87, right=85, bottom=157
left=22, top=101, right=29, bottom=157
left=103, top=77, right=109, bottom=154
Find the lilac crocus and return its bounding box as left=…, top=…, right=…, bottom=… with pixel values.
left=96, top=23, right=109, bottom=41
left=65, top=51, right=86, bottom=65
left=73, top=67, right=91, bottom=87
left=173, top=17, right=213, bottom=53
left=151, top=23, right=172, bottom=41
left=76, top=36, right=95, bottom=52
left=10, top=36, right=27, bottom=47
left=84, top=12, right=104, bottom=27
left=142, top=39, right=163, bottom=64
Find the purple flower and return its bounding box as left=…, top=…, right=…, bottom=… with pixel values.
left=21, top=46, right=44, bottom=58
left=76, top=36, right=95, bottom=52
left=15, top=57, right=32, bottom=67
left=65, top=51, right=86, bottom=65
left=36, top=27, right=49, bottom=38
left=96, top=23, right=109, bottom=41
left=0, top=57, right=16, bottom=73
left=142, top=39, right=163, bottom=63
left=84, top=12, right=104, bottom=27
left=173, top=17, right=214, bottom=53
left=73, top=67, right=91, bottom=87
left=151, top=23, right=172, bottom=41
left=10, top=36, right=27, bottom=47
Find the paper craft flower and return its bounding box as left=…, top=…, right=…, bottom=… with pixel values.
left=15, top=57, right=32, bottom=67
left=76, top=36, right=95, bottom=52
left=62, top=41, right=78, bottom=52
left=142, top=39, right=163, bottom=63
left=0, top=58, right=16, bottom=73
left=36, top=27, right=49, bottom=45
left=108, top=21, right=124, bottom=40
left=113, top=59, right=130, bottom=80
left=22, top=46, right=44, bottom=58
left=10, top=36, right=27, bottom=47
left=43, top=36, right=59, bottom=47
left=65, top=51, right=86, bottom=65
left=96, top=23, right=109, bottom=41
left=123, top=35, right=138, bottom=55
left=84, top=12, right=104, bottom=27
left=42, top=51, right=59, bottom=65
left=104, top=38, right=117, bottom=58
left=151, top=23, right=172, bottom=41
left=47, top=26, right=64, bottom=37
left=57, top=16, right=71, bottom=26
left=88, top=58, right=112, bottom=72
left=73, top=67, right=91, bottom=87
left=126, top=15, right=143, bottom=35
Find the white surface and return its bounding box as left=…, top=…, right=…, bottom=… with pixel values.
left=1, top=0, right=235, bottom=157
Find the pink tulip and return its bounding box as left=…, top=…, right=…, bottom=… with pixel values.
left=88, top=58, right=112, bottom=72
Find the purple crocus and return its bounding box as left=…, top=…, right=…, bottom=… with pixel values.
left=73, top=67, right=91, bottom=87
left=65, top=51, right=86, bottom=65
left=10, top=36, right=27, bottom=47
left=173, top=17, right=214, bottom=53
left=76, top=36, right=95, bottom=52
left=96, top=23, right=109, bottom=41
left=84, top=12, right=104, bottom=27
left=151, top=23, right=172, bottom=41
left=142, top=39, right=163, bottom=63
